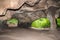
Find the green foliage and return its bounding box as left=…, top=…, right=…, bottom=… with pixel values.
left=56, top=18, right=60, bottom=28
left=7, top=18, right=18, bottom=24
left=31, top=18, right=50, bottom=28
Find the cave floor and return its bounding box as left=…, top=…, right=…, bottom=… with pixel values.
left=0, top=27, right=60, bottom=40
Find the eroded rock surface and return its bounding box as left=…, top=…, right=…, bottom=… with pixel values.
left=0, top=0, right=60, bottom=29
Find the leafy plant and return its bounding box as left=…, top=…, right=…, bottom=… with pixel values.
left=7, top=18, right=18, bottom=24
left=56, top=18, right=60, bottom=28
left=31, top=18, right=50, bottom=28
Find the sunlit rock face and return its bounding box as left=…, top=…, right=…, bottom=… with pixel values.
left=0, top=0, right=26, bottom=15
left=0, top=0, right=39, bottom=15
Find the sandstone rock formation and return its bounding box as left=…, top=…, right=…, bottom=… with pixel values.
left=0, top=0, right=60, bottom=30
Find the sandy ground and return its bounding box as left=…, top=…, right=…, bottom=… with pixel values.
left=0, top=28, right=60, bottom=40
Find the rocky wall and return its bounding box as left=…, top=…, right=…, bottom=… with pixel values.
left=0, top=0, right=60, bottom=29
